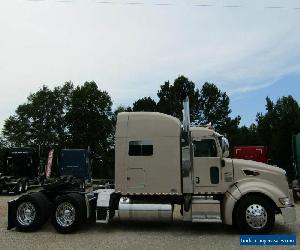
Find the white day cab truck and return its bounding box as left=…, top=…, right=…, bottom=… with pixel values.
left=7, top=98, right=296, bottom=234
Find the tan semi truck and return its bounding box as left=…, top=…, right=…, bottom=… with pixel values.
left=7, top=98, right=296, bottom=234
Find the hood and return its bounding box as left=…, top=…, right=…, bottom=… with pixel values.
left=231, top=158, right=286, bottom=176
left=230, top=158, right=292, bottom=208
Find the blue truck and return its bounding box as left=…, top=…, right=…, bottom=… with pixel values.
left=58, top=149, right=92, bottom=183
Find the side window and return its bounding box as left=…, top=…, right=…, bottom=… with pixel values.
left=129, top=141, right=153, bottom=156
left=193, top=139, right=218, bottom=157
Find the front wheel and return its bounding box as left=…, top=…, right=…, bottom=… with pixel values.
left=234, top=195, right=275, bottom=234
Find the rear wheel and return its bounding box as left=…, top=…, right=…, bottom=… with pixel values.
left=15, top=192, right=50, bottom=231
left=51, top=193, right=86, bottom=233
left=234, top=195, right=275, bottom=234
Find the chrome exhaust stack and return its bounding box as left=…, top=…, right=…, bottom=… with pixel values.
left=181, top=96, right=194, bottom=219
left=182, top=96, right=190, bottom=132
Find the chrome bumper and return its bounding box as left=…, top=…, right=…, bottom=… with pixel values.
left=280, top=206, right=296, bottom=224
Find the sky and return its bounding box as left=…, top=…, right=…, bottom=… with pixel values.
left=0, top=0, right=300, bottom=131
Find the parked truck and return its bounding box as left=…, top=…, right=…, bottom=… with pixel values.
left=58, top=149, right=92, bottom=182
left=0, top=147, right=92, bottom=195
left=7, top=98, right=295, bottom=234
left=0, top=148, right=42, bottom=194
left=233, top=146, right=269, bottom=164
left=43, top=148, right=92, bottom=191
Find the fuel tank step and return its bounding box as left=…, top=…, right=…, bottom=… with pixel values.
left=191, top=196, right=222, bottom=223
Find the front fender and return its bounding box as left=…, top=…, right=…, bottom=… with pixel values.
left=221, top=179, right=285, bottom=225
left=221, top=184, right=241, bottom=225
left=235, top=178, right=286, bottom=207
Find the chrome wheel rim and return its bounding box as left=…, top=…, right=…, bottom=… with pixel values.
left=245, top=204, right=267, bottom=229
left=56, top=202, right=76, bottom=227
left=17, top=202, right=36, bottom=226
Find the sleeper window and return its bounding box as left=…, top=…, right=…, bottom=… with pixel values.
left=129, top=141, right=153, bottom=156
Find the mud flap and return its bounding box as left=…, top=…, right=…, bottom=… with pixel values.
left=7, top=199, right=18, bottom=230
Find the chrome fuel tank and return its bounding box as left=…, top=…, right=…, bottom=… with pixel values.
left=118, top=197, right=173, bottom=221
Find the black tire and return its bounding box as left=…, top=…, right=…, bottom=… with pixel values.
left=234, top=195, right=275, bottom=234
left=51, top=193, right=86, bottom=233
left=15, top=192, right=50, bottom=231
left=32, top=192, right=52, bottom=223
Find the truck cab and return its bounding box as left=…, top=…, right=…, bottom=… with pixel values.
left=58, top=149, right=92, bottom=183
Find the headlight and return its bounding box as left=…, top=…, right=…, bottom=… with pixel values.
left=279, top=197, right=292, bottom=206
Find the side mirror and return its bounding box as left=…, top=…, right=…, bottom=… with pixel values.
left=223, top=148, right=229, bottom=158
left=220, top=137, right=229, bottom=158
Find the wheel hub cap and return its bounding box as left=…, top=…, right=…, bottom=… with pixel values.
left=17, top=202, right=36, bottom=226
left=246, top=204, right=267, bottom=229
left=56, top=202, right=75, bottom=227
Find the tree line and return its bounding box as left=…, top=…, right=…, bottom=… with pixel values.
left=1, top=76, right=300, bottom=180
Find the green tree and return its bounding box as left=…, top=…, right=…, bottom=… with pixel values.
left=256, top=96, right=300, bottom=180
left=112, top=105, right=132, bottom=126
left=2, top=104, right=32, bottom=146
left=189, top=82, right=240, bottom=145
left=0, top=136, right=5, bottom=148
left=157, top=76, right=200, bottom=121
left=2, top=82, right=74, bottom=148
left=132, top=97, right=157, bottom=112
left=67, top=81, right=113, bottom=149
left=0, top=137, right=6, bottom=173
left=230, top=124, right=261, bottom=146
left=198, top=82, right=238, bottom=132
left=221, top=115, right=241, bottom=145
left=66, top=81, right=113, bottom=178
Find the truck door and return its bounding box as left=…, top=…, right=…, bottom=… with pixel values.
left=193, top=137, right=222, bottom=193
